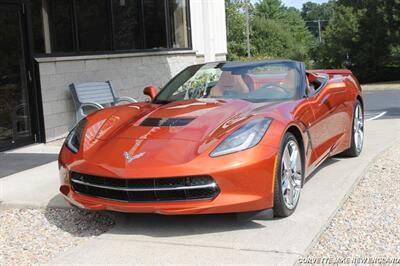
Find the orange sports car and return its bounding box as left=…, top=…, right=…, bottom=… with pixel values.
left=58, top=60, right=364, bottom=217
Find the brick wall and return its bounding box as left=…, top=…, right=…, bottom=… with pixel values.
left=36, top=51, right=200, bottom=141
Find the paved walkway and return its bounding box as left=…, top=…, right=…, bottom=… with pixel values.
left=0, top=144, right=68, bottom=208
left=0, top=152, right=57, bottom=178
left=44, top=118, right=400, bottom=265
left=1, top=89, right=399, bottom=265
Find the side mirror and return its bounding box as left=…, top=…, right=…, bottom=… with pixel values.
left=143, top=85, right=159, bottom=100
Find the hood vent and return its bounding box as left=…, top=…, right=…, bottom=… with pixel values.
left=140, top=118, right=195, bottom=127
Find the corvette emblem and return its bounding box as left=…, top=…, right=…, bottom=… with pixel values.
left=123, top=151, right=145, bottom=163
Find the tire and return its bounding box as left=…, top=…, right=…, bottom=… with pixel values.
left=273, top=132, right=303, bottom=217
left=341, top=100, right=364, bottom=157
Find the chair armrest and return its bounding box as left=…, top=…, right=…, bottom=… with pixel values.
left=81, top=102, right=104, bottom=110
left=115, top=97, right=137, bottom=104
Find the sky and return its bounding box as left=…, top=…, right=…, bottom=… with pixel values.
left=281, top=0, right=329, bottom=9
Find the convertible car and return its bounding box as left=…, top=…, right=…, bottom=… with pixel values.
left=58, top=60, right=364, bottom=217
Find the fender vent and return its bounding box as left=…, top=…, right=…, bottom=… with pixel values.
left=140, top=118, right=194, bottom=127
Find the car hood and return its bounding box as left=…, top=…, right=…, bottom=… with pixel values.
left=110, top=99, right=256, bottom=141
left=79, top=99, right=280, bottom=168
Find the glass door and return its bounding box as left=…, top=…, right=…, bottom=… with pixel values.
left=0, top=3, right=35, bottom=151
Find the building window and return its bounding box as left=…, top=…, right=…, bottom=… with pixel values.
left=170, top=0, right=189, bottom=48
left=31, top=0, right=191, bottom=55
left=48, top=0, right=74, bottom=53
left=31, top=0, right=45, bottom=54
left=112, top=0, right=142, bottom=50
left=76, top=0, right=112, bottom=52
left=143, top=0, right=167, bottom=49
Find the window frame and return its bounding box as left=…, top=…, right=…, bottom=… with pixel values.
left=154, top=61, right=306, bottom=104
left=34, top=0, right=192, bottom=57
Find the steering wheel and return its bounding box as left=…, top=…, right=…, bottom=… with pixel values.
left=262, top=83, right=292, bottom=96
left=222, top=88, right=241, bottom=97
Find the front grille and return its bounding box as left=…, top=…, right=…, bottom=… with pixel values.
left=70, top=172, right=219, bottom=202
left=140, top=118, right=194, bottom=127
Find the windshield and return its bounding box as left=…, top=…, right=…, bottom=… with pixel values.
left=154, top=61, right=302, bottom=103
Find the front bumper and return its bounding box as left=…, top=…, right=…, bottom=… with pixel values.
left=59, top=145, right=278, bottom=215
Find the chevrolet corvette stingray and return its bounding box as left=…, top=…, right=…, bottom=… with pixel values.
left=58, top=60, right=364, bottom=217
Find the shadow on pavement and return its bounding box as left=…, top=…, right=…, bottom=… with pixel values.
left=44, top=193, right=270, bottom=238
left=106, top=211, right=268, bottom=237
left=0, top=153, right=58, bottom=178
left=304, top=157, right=342, bottom=184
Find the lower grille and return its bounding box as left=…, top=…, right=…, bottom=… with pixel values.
left=70, top=172, right=219, bottom=202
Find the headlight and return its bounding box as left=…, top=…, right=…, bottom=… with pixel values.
left=65, top=118, right=87, bottom=153
left=210, top=118, right=272, bottom=157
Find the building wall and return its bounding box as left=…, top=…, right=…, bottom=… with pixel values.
left=37, top=51, right=198, bottom=141
left=36, top=0, right=228, bottom=142
left=190, top=0, right=228, bottom=61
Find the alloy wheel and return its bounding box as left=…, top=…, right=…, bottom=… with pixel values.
left=354, top=104, right=364, bottom=153
left=281, top=140, right=302, bottom=210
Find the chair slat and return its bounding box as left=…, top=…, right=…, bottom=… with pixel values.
left=70, top=80, right=136, bottom=123
left=73, top=82, right=115, bottom=105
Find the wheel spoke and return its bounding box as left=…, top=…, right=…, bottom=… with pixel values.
left=288, top=174, right=296, bottom=188
left=354, top=131, right=359, bottom=149
left=282, top=147, right=291, bottom=170
left=353, top=104, right=364, bottom=152
left=282, top=175, right=289, bottom=190
left=287, top=185, right=293, bottom=205
left=290, top=146, right=299, bottom=172
left=293, top=172, right=302, bottom=187
left=357, top=130, right=363, bottom=150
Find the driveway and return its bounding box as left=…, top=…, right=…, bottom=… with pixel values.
left=364, top=90, right=400, bottom=120
left=1, top=90, right=400, bottom=265
left=47, top=97, right=400, bottom=264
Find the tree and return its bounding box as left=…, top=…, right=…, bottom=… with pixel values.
left=225, top=0, right=250, bottom=60
left=250, top=16, right=294, bottom=58
left=251, top=0, right=314, bottom=61
left=255, top=0, right=286, bottom=20
left=319, top=0, right=400, bottom=82
left=301, top=1, right=334, bottom=38
left=315, top=5, right=362, bottom=69
left=225, top=0, right=400, bottom=82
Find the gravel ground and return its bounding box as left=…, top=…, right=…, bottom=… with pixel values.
left=0, top=208, right=114, bottom=266
left=306, top=142, right=400, bottom=261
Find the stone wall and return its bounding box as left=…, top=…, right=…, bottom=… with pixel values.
left=36, top=51, right=200, bottom=141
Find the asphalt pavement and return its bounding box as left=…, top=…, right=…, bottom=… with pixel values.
left=364, top=90, right=400, bottom=119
